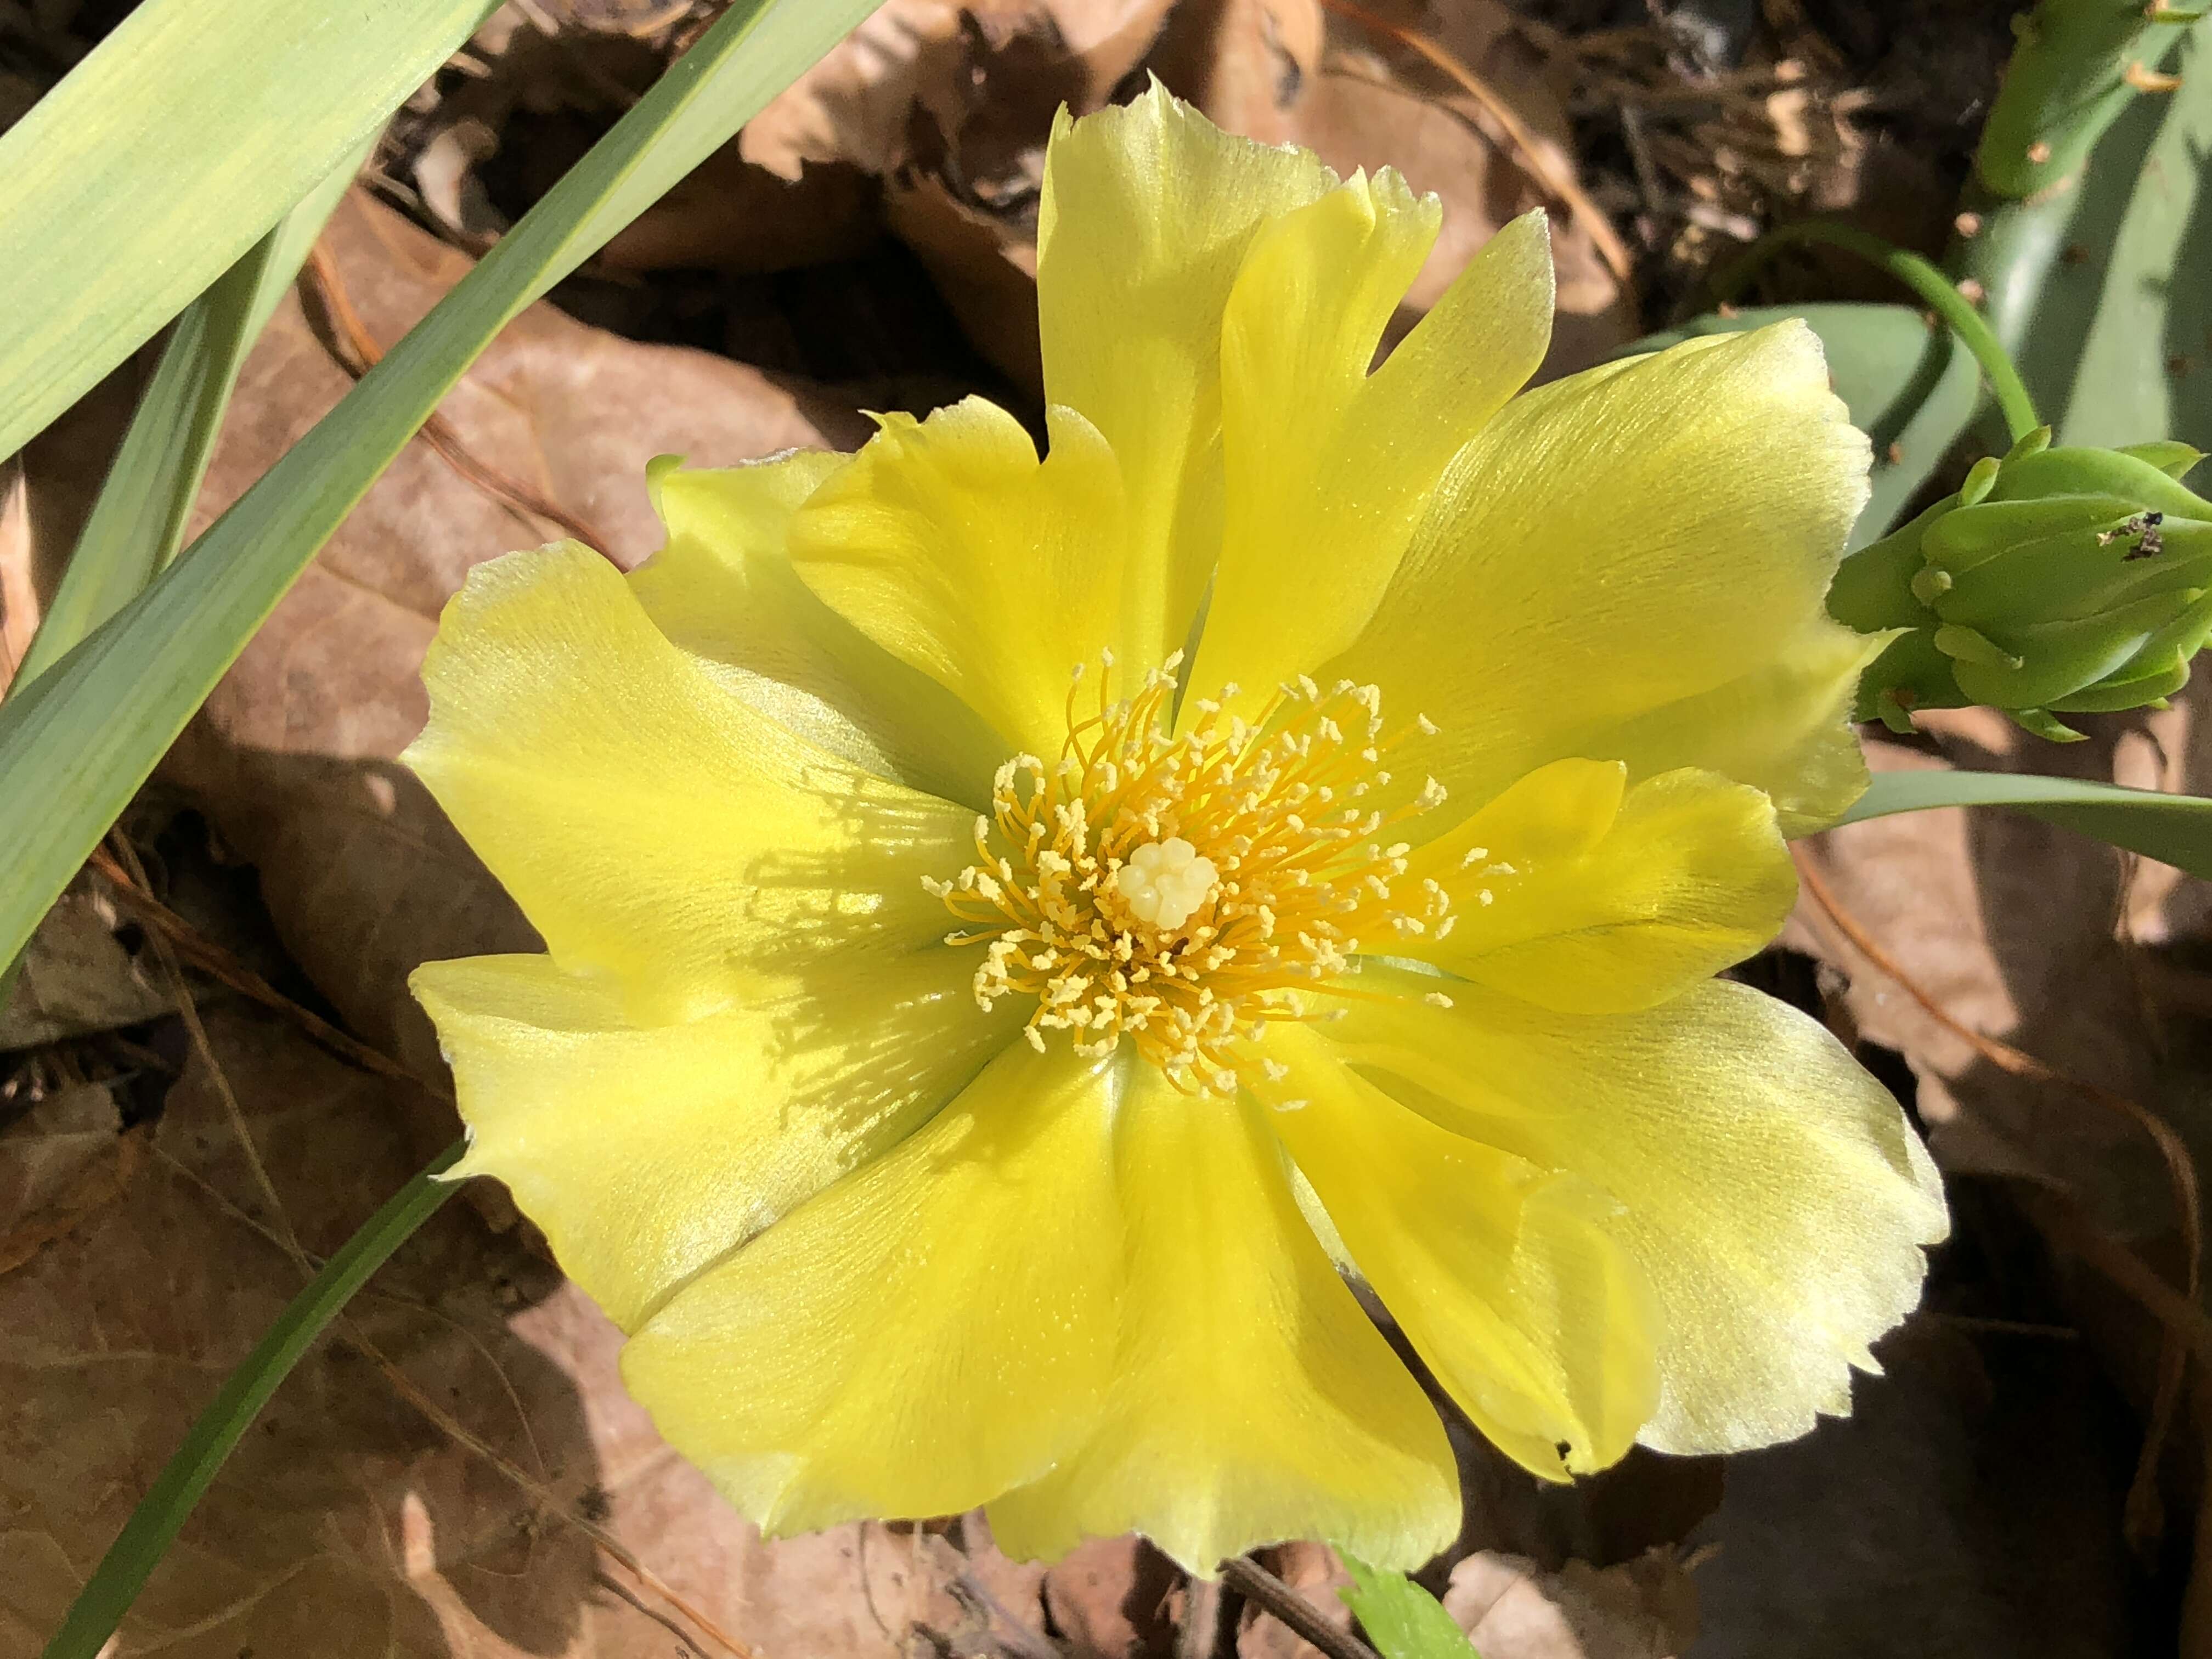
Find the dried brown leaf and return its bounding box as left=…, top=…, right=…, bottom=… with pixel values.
left=0, top=1003, right=1060, bottom=1659
left=0, top=1084, right=143, bottom=1278
left=1442, top=1548, right=1697, bottom=1659
left=0, top=881, right=174, bottom=1053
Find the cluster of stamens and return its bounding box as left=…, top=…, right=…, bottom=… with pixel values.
left=924, top=652, right=1451, bottom=1095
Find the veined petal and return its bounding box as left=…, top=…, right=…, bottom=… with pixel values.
left=1402, top=760, right=1798, bottom=1013
left=787, top=399, right=1130, bottom=760
left=1323, top=323, right=1876, bottom=831
left=1250, top=1024, right=1661, bottom=1482
left=986, top=1065, right=1457, bottom=1576
left=631, top=452, right=1006, bottom=809
left=1193, top=210, right=1554, bottom=707
left=1584, top=613, right=1887, bottom=838
left=1317, top=966, right=1949, bottom=1455
left=1037, top=82, right=1339, bottom=672
left=414, top=949, right=1014, bottom=1331
left=407, top=543, right=970, bottom=1024
left=620, top=1042, right=1125, bottom=1537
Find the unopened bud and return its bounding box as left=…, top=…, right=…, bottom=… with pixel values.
left=1829, top=428, right=2211, bottom=740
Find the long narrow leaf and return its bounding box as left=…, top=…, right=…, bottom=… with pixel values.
left=9, top=142, right=372, bottom=693
left=1837, top=769, right=2212, bottom=877
left=0, top=0, right=879, bottom=972
left=41, top=1143, right=464, bottom=1659
left=0, top=0, right=493, bottom=462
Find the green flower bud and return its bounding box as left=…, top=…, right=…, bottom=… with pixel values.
left=1829, top=428, right=2212, bottom=740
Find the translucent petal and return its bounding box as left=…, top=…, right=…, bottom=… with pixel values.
left=406, top=543, right=970, bottom=1024
left=787, top=398, right=1131, bottom=760
left=986, top=1067, right=1457, bottom=1575
left=1036, top=83, right=1338, bottom=672
left=620, top=1043, right=1126, bottom=1537
left=630, top=452, right=1006, bottom=808
left=1193, top=208, right=1554, bottom=707
left=1250, top=1025, right=1660, bottom=1481
left=1317, top=966, right=1949, bottom=1455
left=1324, top=323, right=1876, bottom=831
left=1402, top=760, right=1798, bottom=1013
left=414, top=949, right=1015, bottom=1331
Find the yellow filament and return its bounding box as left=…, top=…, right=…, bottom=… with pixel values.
left=927, top=654, right=1449, bottom=1093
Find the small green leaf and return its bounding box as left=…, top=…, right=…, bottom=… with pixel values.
left=1623, top=303, right=1981, bottom=546
left=1837, top=769, right=2212, bottom=876
left=1338, top=1555, right=1481, bottom=1659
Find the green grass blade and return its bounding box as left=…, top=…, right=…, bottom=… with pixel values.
left=40, top=1142, right=463, bottom=1659
left=0, top=0, right=493, bottom=465
left=0, top=0, right=881, bottom=974
left=1838, top=769, right=2212, bottom=876
left=9, top=142, right=371, bottom=693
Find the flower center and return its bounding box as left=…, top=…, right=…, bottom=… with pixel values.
left=927, top=653, right=1450, bottom=1094
left=1115, top=837, right=1220, bottom=930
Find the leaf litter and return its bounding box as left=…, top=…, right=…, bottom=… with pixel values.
left=3, top=0, right=2205, bottom=1654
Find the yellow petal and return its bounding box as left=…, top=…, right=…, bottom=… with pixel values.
left=786, top=398, right=1129, bottom=759
left=1581, top=612, right=1887, bottom=837
left=986, top=1067, right=1457, bottom=1575
left=413, top=949, right=1014, bottom=1331
left=406, top=543, right=970, bottom=1023
left=630, top=452, right=1006, bottom=808
left=1249, top=1025, right=1660, bottom=1482
left=1193, top=209, right=1555, bottom=707
left=1324, top=322, right=1875, bottom=831
left=1402, top=760, right=1798, bottom=1013
left=1037, top=84, right=1338, bottom=672
left=1317, top=965, right=1949, bottom=1455
left=620, top=1042, right=1124, bottom=1537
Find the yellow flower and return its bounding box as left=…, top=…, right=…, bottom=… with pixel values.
left=407, top=87, right=1947, bottom=1575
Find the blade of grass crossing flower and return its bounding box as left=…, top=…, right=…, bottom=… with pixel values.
left=1338, top=1555, right=1482, bottom=1659
left=1836, top=770, right=2212, bottom=878
left=8, top=140, right=374, bottom=694
left=0, top=0, right=494, bottom=465
left=0, top=0, right=883, bottom=975
left=41, top=1140, right=464, bottom=1659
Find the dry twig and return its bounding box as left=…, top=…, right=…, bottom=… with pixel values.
left=1220, top=1557, right=1378, bottom=1659
left=1315, top=0, right=1633, bottom=286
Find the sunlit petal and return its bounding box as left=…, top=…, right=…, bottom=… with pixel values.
left=407, top=543, right=970, bottom=1024
left=1251, top=1024, right=1660, bottom=1481
left=788, top=399, right=1130, bottom=760
left=621, top=1042, right=1125, bottom=1536
left=631, top=451, right=1005, bottom=808
left=416, top=949, right=1015, bottom=1331
left=1316, top=966, right=1948, bottom=1453
left=1325, top=323, right=1875, bottom=832
left=987, top=1064, right=1458, bottom=1573
left=1402, top=759, right=1798, bottom=1012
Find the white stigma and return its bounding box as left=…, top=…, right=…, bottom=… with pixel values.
left=1114, top=836, right=1220, bottom=931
